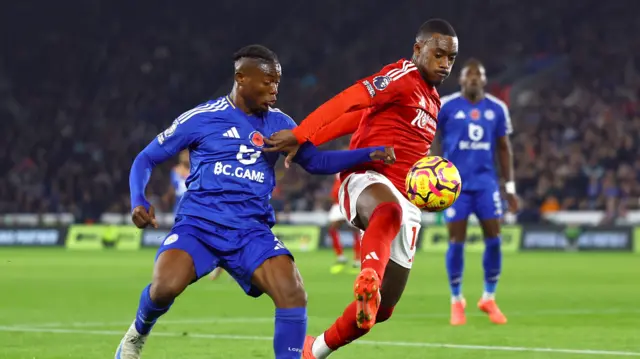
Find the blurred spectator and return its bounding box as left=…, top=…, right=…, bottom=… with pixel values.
left=1, top=0, right=638, bottom=223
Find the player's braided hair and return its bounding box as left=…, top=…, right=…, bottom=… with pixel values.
left=233, top=44, right=279, bottom=64
left=416, top=19, right=457, bottom=42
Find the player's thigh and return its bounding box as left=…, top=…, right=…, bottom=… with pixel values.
left=152, top=229, right=219, bottom=301
left=474, top=187, right=503, bottom=238
left=380, top=260, right=411, bottom=308
left=252, top=254, right=306, bottom=308
left=355, top=183, right=400, bottom=228
left=221, top=227, right=305, bottom=307
left=338, top=171, right=400, bottom=230
left=444, top=191, right=473, bottom=242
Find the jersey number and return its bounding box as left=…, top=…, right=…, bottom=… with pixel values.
left=237, top=145, right=261, bottom=165
left=408, top=226, right=418, bottom=263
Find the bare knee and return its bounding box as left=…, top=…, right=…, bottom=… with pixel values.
left=355, top=183, right=400, bottom=228
left=447, top=221, right=467, bottom=243
left=252, top=255, right=308, bottom=308
left=150, top=249, right=195, bottom=307
left=274, top=281, right=307, bottom=308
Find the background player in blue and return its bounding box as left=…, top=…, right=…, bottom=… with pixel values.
left=437, top=58, right=520, bottom=326
left=163, top=150, right=189, bottom=215
left=115, top=45, right=395, bottom=359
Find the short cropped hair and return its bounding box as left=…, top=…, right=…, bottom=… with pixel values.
left=233, top=44, right=279, bottom=63
left=416, top=19, right=457, bottom=42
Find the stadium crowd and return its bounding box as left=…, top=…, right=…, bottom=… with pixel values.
left=1, top=0, right=638, bottom=223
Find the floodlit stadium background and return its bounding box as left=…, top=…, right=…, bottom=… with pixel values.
left=1, top=1, right=640, bottom=358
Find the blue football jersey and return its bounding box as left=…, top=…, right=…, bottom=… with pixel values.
left=170, top=168, right=188, bottom=214
left=155, top=95, right=295, bottom=230
left=437, top=92, right=512, bottom=191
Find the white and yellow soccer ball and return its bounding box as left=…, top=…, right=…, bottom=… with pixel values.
left=405, top=156, right=462, bottom=212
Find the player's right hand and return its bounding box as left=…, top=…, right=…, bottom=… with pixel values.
left=264, top=130, right=299, bottom=153
left=132, top=205, right=159, bottom=229
left=370, top=146, right=396, bottom=164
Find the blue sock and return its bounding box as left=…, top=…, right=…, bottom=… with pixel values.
left=273, top=307, right=307, bottom=359
left=134, top=284, right=173, bottom=335
left=483, top=237, right=502, bottom=295
left=446, top=242, right=465, bottom=297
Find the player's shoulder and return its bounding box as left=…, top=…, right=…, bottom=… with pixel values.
left=268, top=107, right=297, bottom=129
left=440, top=91, right=463, bottom=108
left=484, top=94, right=509, bottom=115
left=365, top=59, right=418, bottom=93
left=176, top=96, right=234, bottom=125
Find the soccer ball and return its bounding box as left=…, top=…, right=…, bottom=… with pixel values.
left=405, top=156, right=462, bottom=211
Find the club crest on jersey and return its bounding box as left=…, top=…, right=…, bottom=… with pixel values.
left=373, top=76, right=391, bottom=91
left=484, top=109, right=495, bottom=120
left=249, top=131, right=265, bottom=148
left=470, top=109, right=481, bottom=121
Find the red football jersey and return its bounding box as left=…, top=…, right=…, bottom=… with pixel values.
left=330, top=174, right=341, bottom=203
left=343, top=59, right=441, bottom=197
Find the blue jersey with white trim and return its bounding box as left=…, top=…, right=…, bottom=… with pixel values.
left=156, top=96, right=295, bottom=230
left=437, top=92, right=512, bottom=191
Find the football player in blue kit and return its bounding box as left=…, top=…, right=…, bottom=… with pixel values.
left=437, top=58, right=519, bottom=325
left=115, top=45, right=395, bottom=359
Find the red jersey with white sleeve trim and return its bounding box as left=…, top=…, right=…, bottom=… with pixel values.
left=330, top=174, right=341, bottom=203
left=342, top=59, right=441, bottom=197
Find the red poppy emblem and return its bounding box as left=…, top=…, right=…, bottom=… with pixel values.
left=250, top=131, right=264, bottom=148
left=470, top=109, right=481, bottom=120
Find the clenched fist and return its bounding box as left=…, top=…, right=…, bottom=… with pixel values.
left=131, top=205, right=159, bottom=229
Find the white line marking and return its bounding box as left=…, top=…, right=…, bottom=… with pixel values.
left=10, top=317, right=276, bottom=328
left=0, top=326, right=638, bottom=356
left=12, top=308, right=640, bottom=328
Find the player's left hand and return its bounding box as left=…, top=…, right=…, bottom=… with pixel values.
left=264, top=130, right=299, bottom=153
left=370, top=147, right=396, bottom=164
left=506, top=193, right=520, bottom=213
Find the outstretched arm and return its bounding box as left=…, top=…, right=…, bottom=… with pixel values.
left=264, top=85, right=371, bottom=153
left=293, top=85, right=371, bottom=144
left=292, top=142, right=395, bottom=175
left=309, top=109, right=364, bottom=146
left=129, top=141, right=175, bottom=211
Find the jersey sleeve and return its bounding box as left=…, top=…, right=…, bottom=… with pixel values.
left=495, top=101, right=513, bottom=137
left=357, top=66, right=408, bottom=108
left=309, top=109, right=362, bottom=146
left=291, top=84, right=371, bottom=144
left=155, top=109, right=207, bottom=155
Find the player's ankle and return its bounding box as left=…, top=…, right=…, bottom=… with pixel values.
left=482, top=292, right=495, bottom=301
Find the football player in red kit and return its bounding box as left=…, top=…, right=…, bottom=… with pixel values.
left=265, top=19, right=458, bottom=358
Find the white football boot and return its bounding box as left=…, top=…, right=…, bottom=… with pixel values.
left=115, top=321, right=148, bottom=359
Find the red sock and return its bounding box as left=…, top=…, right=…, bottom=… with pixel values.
left=360, top=202, right=402, bottom=280
left=329, top=227, right=343, bottom=256
left=324, top=301, right=369, bottom=350
left=324, top=303, right=396, bottom=350
left=353, top=231, right=361, bottom=261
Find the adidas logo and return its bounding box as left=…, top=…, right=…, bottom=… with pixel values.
left=274, top=237, right=285, bottom=250
left=454, top=110, right=466, bottom=119
left=363, top=252, right=379, bottom=261
left=223, top=127, right=240, bottom=139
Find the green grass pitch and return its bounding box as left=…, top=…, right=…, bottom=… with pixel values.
left=1, top=249, right=639, bottom=358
